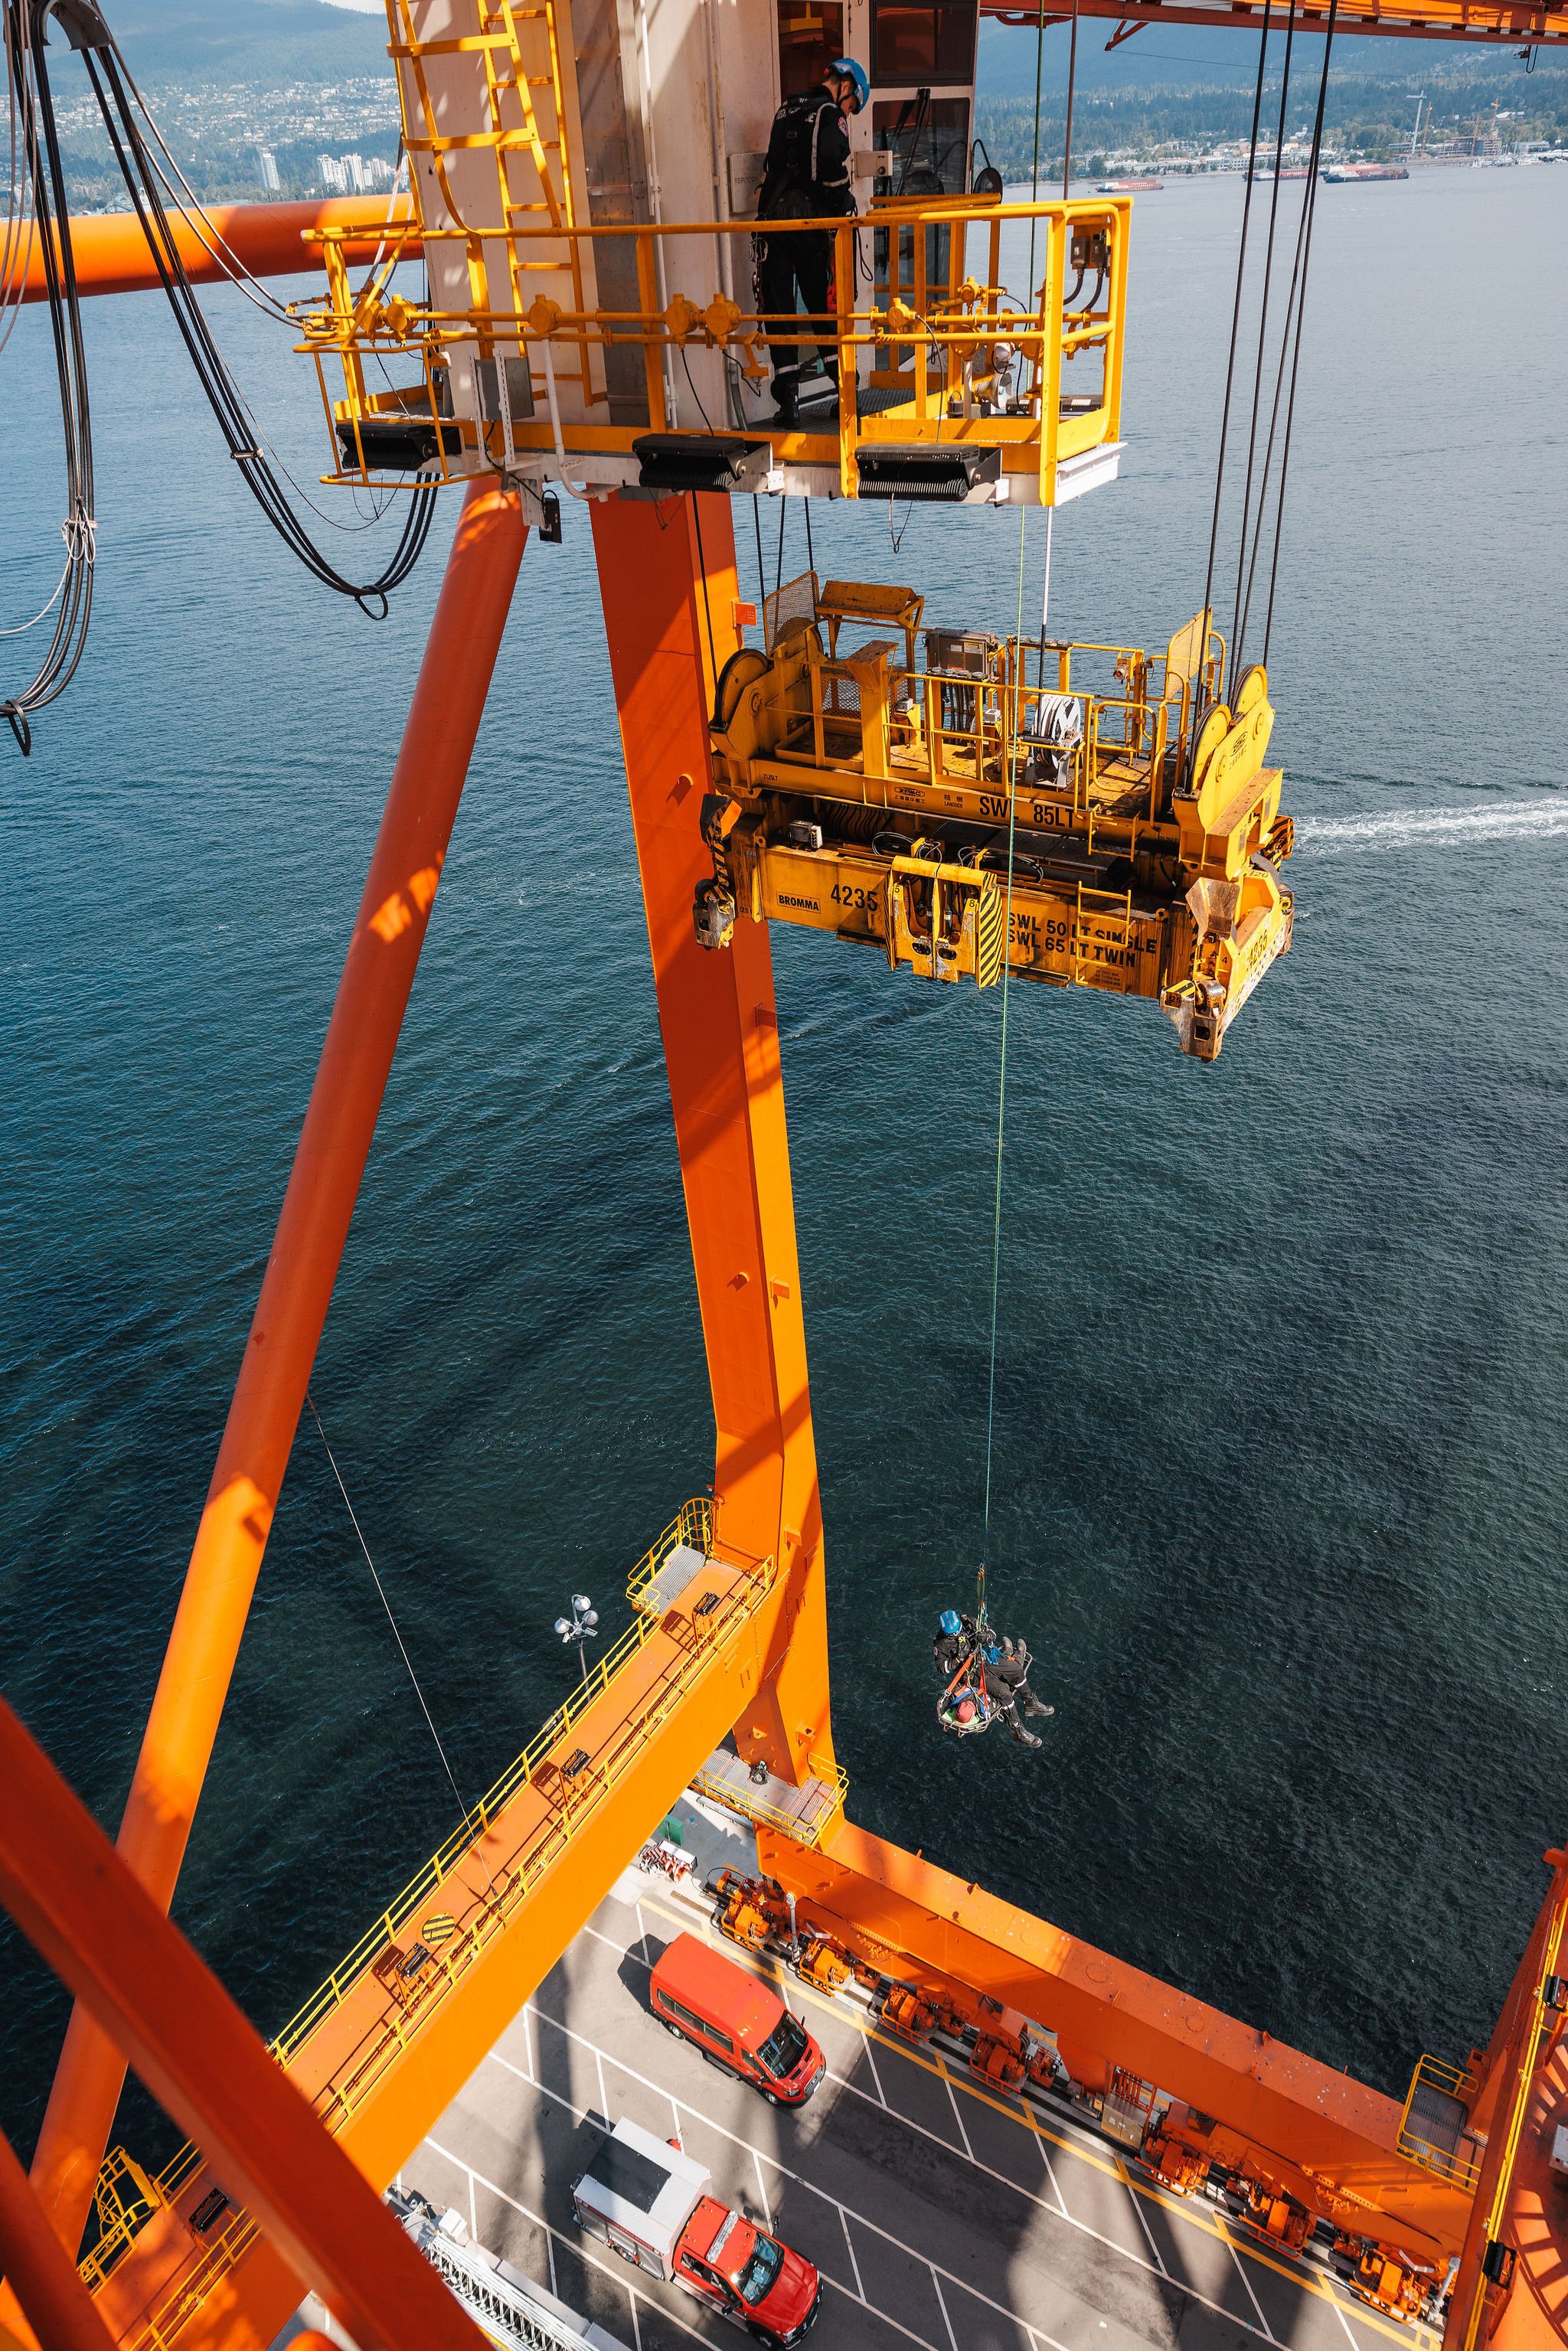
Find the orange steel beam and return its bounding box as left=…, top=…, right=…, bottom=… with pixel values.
left=1445, top=1851, right=1568, bottom=2351
left=30, top=478, right=528, bottom=2261
left=82, top=1546, right=798, bottom=2351
left=0, top=2124, right=117, bottom=2351
left=759, top=1817, right=1477, bottom=2264
left=590, top=494, right=832, bottom=1789
left=979, top=0, right=1568, bottom=42
left=19, top=197, right=420, bottom=304
left=0, top=1697, right=492, bottom=2351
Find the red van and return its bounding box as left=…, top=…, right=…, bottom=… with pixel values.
left=650, top=1932, right=825, bottom=2106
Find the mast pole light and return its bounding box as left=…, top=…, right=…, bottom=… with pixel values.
left=555, top=1595, right=600, bottom=1683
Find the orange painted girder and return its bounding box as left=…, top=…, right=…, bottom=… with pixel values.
left=30, top=478, right=526, bottom=2263
left=88, top=1551, right=795, bottom=2351
left=0, top=2122, right=116, bottom=2351
left=979, top=0, right=1567, bottom=45
left=0, top=1696, right=489, bottom=2351
left=589, top=492, right=834, bottom=1791
left=761, top=1817, right=1475, bottom=2261
left=1445, top=1856, right=1568, bottom=2351
left=20, top=197, right=420, bottom=303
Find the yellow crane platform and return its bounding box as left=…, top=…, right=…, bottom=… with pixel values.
left=697, top=579, right=1294, bottom=1060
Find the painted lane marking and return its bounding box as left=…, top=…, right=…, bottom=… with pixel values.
left=840, top=2207, right=867, bottom=2301
left=931, top=2268, right=959, bottom=2351
left=1220, top=2219, right=1279, bottom=2343
left=1039, top=2134, right=1071, bottom=2220
left=1117, top=2157, right=1170, bottom=2278
left=571, top=1913, right=1300, bottom=2350
left=495, top=2013, right=1072, bottom=2351
left=621, top=1892, right=1423, bottom=2351
left=938, top=2059, right=977, bottom=2162
left=423, top=2135, right=714, bottom=2351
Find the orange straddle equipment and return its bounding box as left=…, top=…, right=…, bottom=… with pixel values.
left=3, top=1, right=1564, bottom=2346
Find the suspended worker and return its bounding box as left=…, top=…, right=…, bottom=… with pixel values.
left=983, top=1634, right=1054, bottom=1749
left=755, top=57, right=868, bottom=423
left=933, top=1610, right=1053, bottom=1749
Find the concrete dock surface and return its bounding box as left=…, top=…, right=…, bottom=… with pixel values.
left=397, top=1804, right=1442, bottom=2351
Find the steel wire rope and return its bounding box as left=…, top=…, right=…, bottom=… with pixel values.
left=1261, top=0, right=1338, bottom=668
left=1233, top=127, right=1315, bottom=668
left=1227, top=8, right=1337, bottom=679
left=1197, top=0, right=1273, bottom=727
left=83, top=41, right=436, bottom=615
left=690, top=491, right=720, bottom=700
left=1023, top=0, right=1047, bottom=408
left=1062, top=0, right=1080, bottom=197
left=752, top=491, right=767, bottom=638
left=975, top=0, right=1055, bottom=1638
left=305, top=1392, right=500, bottom=1902
left=1227, top=0, right=1297, bottom=666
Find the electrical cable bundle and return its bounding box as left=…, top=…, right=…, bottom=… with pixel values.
left=81, top=28, right=436, bottom=614
left=1, top=0, right=437, bottom=756
left=1, top=0, right=96, bottom=755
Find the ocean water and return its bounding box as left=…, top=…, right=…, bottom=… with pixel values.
left=3, top=164, right=1566, bottom=2173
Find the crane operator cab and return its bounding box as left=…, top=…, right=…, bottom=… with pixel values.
left=933, top=1608, right=1054, bottom=1749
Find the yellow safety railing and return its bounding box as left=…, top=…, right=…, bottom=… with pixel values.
left=750, top=614, right=1225, bottom=836
left=690, top=1752, right=848, bottom=1850
left=1396, top=2052, right=1483, bottom=2192
left=627, top=1494, right=713, bottom=1606
left=298, top=194, right=1129, bottom=504
left=266, top=1500, right=721, bottom=2082
left=1455, top=1886, right=1568, bottom=2351
left=82, top=1498, right=740, bottom=2332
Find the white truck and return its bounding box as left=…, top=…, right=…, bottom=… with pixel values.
left=571, top=2116, right=822, bottom=2345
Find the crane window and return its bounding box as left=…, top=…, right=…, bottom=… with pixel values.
left=778, top=0, right=846, bottom=98
left=871, top=0, right=977, bottom=83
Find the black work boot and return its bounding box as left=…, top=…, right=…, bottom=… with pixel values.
left=1004, top=1708, right=1043, bottom=1749
left=1019, top=1687, right=1054, bottom=1719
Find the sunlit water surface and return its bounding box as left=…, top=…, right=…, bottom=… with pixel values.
left=2, top=165, right=1566, bottom=2161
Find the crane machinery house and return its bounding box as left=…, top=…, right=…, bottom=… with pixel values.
left=318, top=0, right=1130, bottom=507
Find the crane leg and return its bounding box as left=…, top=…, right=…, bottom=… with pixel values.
left=590, top=492, right=832, bottom=1791
left=29, top=481, right=530, bottom=2258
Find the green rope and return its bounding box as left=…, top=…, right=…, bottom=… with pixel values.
left=977, top=0, right=1050, bottom=1637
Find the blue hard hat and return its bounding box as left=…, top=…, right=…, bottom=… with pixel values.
left=938, top=1608, right=962, bottom=1638
left=829, top=57, right=870, bottom=110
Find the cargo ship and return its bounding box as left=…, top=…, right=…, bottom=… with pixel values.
left=2, top=5, right=1566, bottom=2351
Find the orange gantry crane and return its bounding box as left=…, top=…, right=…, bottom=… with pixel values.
left=2, top=5, right=1563, bottom=2351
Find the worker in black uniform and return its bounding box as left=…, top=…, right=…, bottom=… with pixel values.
left=933, top=1612, right=1054, bottom=1747
left=756, top=57, right=867, bottom=422
left=983, top=1635, right=1054, bottom=1749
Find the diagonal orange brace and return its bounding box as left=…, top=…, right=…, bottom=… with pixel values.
left=31, top=478, right=529, bottom=2256
left=0, top=1696, right=490, bottom=2351
left=0, top=2121, right=117, bottom=2351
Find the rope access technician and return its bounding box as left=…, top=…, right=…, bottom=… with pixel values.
left=755, top=57, right=868, bottom=423
left=933, top=1609, right=1054, bottom=1749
